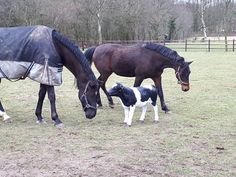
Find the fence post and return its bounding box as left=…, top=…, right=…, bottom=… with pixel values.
left=225, top=37, right=228, bottom=52
left=185, top=40, right=187, bottom=52
left=208, top=39, right=210, bottom=52
left=233, top=39, right=235, bottom=52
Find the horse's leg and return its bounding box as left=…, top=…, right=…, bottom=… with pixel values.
left=46, top=85, right=63, bottom=127
left=134, top=76, right=144, bottom=87
left=152, top=76, right=169, bottom=113
left=96, top=78, right=103, bottom=107
left=0, top=79, right=11, bottom=122
left=35, top=84, right=47, bottom=123
left=98, top=74, right=114, bottom=108
left=139, top=105, right=147, bottom=123
left=0, top=101, right=11, bottom=122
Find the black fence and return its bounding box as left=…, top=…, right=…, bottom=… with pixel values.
left=79, top=39, right=235, bottom=52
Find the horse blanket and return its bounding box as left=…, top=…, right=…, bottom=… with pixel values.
left=0, top=25, right=63, bottom=86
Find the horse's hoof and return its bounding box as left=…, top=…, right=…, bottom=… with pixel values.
left=139, top=120, right=145, bottom=124
left=36, top=119, right=47, bottom=124
left=109, top=104, right=114, bottom=109
left=165, top=110, right=170, bottom=114
left=55, top=123, right=64, bottom=129
left=4, top=118, right=12, bottom=123
left=162, top=106, right=170, bottom=113
left=97, top=104, right=103, bottom=109
left=154, top=120, right=159, bottom=124
left=124, top=124, right=131, bottom=127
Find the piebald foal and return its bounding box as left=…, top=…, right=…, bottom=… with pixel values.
left=108, top=83, right=159, bottom=126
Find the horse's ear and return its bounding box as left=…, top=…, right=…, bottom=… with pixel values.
left=187, top=61, right=193, bottom=65
left=116, top=82, right=124, bottom=89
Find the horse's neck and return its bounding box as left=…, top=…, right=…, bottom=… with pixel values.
left=55, top=42, right=89, bottom=87
left=63, top=54, right=89, bottom=87
left=160, top=56, right=179, bottom=71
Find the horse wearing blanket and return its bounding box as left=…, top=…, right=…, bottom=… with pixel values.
left=0, top=25, right=98, bottom=127
left=108, top=83, right=159, bottom=126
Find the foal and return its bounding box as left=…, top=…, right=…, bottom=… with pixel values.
left=108, top=83, right=159, bottom=126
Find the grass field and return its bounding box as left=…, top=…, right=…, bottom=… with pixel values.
left=0, top=52, right=235, bottom=177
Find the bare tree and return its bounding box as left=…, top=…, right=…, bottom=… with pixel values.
left=200, top=0, right=211, bottom=39
left=222, top=0, right=234, bottom=51
left=1, top=0, right=236, bottom=44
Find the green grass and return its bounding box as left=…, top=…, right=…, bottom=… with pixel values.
left=0, top=52, right=235, bottom=177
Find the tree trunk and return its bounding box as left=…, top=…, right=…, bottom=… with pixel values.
left=200, top=0, right=208, bottom=40
left=97, top=12, right=102, bottom=45
left=224, top=0, right=233, bottom=52
left=97, top=0, right=103, bottom=45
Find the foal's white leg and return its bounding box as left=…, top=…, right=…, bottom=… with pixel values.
left=127, top=106, right=135, bottom=126
left=139, top=105, right=147, bottom=122
left=0, top=110, right=11, bottom=122
left=153, top=105, right=159, bottom=123
left=123, top=107, right=129, bottom=124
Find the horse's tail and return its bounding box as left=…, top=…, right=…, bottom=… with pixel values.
left=84, top=46, right=96, bottom=65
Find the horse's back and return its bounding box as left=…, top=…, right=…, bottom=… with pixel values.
left=93, top=43, right=158, bottom=77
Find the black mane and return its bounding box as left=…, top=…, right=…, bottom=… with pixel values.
left=52, top=31, right=96, bottom=85
left=142, top=43, right=185, bottom=65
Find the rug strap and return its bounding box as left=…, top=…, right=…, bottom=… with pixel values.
left=0, top=61, right=35, bottom=82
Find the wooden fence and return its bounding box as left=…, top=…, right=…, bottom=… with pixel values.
left=163, top=39, right=235, bottom=52
left=79, top=39, right=235, bottom=52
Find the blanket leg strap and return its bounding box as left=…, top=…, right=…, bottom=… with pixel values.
left=0, top=62, right=35, bottom=82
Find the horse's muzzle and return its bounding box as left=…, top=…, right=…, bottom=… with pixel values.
left=85, top=109, right=96, bottom=119
left=181, top=84, right=190, bottom=92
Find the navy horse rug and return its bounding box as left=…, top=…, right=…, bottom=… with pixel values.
left=0, top=26, right=62, bottom=86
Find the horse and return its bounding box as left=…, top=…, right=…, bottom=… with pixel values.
left=0, top=25, right=98, bottom=127
left=84, top=43, right=192, bottom=112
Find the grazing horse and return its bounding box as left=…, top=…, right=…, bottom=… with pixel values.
left=0, top=26, right=98, bottom=127
left=108, top=83, right=159, bottom=126
left=84, top=43, right=192, bottom=111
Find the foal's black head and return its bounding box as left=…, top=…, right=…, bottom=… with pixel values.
left=175, top=61, right=192, bottom=92
left=108, top=83, right=125, bottom=97
left=79, top=80, right=99, bottom=119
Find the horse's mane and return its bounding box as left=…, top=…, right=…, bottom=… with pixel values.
left=52, top=31, right=96, bottom=86
left=142, top=43, right=185, bottom=65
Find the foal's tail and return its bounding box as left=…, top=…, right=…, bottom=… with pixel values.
left=84, top=46, right=96, bottom=65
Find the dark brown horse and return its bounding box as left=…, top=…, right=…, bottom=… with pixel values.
left=84, top=43, right=192, bottom=112
left=0, top=26, right=98, bottom=127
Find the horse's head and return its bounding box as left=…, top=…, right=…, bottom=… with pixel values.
left=79, top=80, right=99, bottom=119
left=175, top=61, right=193, bottom=92
left=108, top=83, right=124, bottom=97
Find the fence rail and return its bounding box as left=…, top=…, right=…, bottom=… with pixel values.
left=79, top=39, right=236, bottom=52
